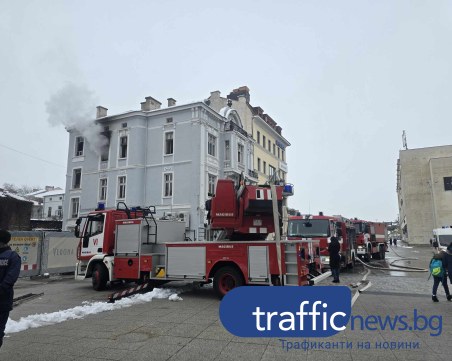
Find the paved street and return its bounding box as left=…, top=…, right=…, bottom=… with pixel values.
left=1, top=244, right=450, bottom=361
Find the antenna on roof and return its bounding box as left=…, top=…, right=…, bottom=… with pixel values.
left=402, top=130, right=408, bottom=150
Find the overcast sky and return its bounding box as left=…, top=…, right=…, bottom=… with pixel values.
left=1, top=0, right=452, bottom=222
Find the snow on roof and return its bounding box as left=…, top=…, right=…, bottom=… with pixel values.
left=26, top=189, right=48, bottom=196
left=0, top=189, right=32, bottom=203
left=40, top=189, right=65, bottom=198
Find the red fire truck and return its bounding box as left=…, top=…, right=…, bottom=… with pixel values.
left=75, top=179, right=323, bottom=298
left=288, top=213, right=356, bottom=270
left=352, top=219, right=387, bottom=261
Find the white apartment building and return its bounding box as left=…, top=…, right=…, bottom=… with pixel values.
left=62, top=96, right=255, bottom=240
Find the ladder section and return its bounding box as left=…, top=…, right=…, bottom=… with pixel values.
left=283, top=243, right=299, bottom=286
left=142, top=206, right=158, bottom=244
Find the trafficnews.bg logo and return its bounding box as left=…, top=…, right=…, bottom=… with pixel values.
left=219, top=286, right=442, bottom=338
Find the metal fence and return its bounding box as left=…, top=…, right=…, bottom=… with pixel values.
left=10, top=231, right=77, bottom=277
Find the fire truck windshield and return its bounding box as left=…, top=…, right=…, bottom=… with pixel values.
left=288, top=219, right=330, bottom=237
left=354, top=222, right=366, bottom=234
left=439, top=235, right=452, bottom=247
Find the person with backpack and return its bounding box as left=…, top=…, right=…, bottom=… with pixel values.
left=429, top=251, right=451, bottom=302
left=0, top=229, right=21, bottom=348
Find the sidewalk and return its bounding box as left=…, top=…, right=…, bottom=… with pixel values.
left=1, top=244, right=449, bottom=360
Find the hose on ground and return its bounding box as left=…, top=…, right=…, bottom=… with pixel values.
left=355, top=255, right=428, bottom=272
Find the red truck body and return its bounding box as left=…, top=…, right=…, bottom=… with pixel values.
left=75, top=180, right=323, bottom=297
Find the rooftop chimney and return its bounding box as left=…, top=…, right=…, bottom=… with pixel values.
left=167, top=98, right=176, bottom=107
left=227, top=86, right=250, bottom=103
left=96, top=106, right=108, bottom=119
left=141, top=96, right=162, bottom=111
left=210, top=90, right=221, bottom=98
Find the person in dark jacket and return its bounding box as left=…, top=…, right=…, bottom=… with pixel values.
left=328, top=236, right=341, bottom=283
left=0, top=229, right=21, bottom=348
left=443, top=242, right=452, bottom=284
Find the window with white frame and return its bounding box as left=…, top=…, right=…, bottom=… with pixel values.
left=257, top=158, right=261, bottom=172
left=119, top=136, right=128, bottom=158
left=99, top=178, right=107, bottom=201
left=47, top=207, right=52, bottom=218
left=208, top=174, right=217, bottom=196
left=75, top=137, right=84, bottom=156
left=165, top=132, right=174, bottom=155
left=269, top=165, right=276, bottom=177
left=262, top=135, right=266, bottom=148
left=208, top=134, right=216, bottom=157
left=164, top=173, right=173, bottom=197
left=268, top=140, right=271, bottom=151
left=225, top=140, right=230, bottom=161
left=118, top=176, right=126, bottom=199
left=73, top=168, right=82, bottom=189
left=263, top=161, right=267, bottom=174
left=71, top=198, right=80, bottom=218
left=238, top=144, right=244, bottom=164
left=257, top=131, right=260, bottom=144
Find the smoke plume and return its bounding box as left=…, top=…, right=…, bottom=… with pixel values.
left=46, top=83, right=108, bottom=155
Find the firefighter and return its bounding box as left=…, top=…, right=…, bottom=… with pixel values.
left=0, top=229, right=21, bottom=349
left=328, top=236, right=341, bottom=283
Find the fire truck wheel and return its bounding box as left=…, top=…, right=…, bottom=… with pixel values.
left=364, top=254, right=370, bottom=262
left=213, top=267, right=244, bottom=299
left=92, top=263, right=108, bottom=291
left=380, top=246, right=385, bottom=260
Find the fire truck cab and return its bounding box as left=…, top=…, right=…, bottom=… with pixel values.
left=288, top=213, right=356, bottom=270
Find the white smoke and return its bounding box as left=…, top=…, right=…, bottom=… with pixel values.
left=46, top=83, right=108, bottom=155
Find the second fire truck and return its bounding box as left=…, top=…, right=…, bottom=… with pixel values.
left=287, top=213, right=356, bottom=270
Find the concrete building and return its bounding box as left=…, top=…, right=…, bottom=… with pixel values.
left=397, top=145, right=452, bottom=244
left=208, top=87, right=290, bottom=184
left=62, top=96, right=255, bottom=240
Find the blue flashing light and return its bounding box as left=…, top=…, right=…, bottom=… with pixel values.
left=97, top=202, right=105, bottom=210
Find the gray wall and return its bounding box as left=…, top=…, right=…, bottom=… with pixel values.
left=398, top=145, right=452, bottom=244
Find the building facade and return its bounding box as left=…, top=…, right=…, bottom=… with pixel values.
left=41, top=189, right=65, bottom=220
left=397, top=145, right=452, bottom=244
left=208, top=87, right=290, bottom=184
left=62, top=96, right=255, bottom=240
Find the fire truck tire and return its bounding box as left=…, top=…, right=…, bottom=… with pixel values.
left=380, top=246, right=385, bottom=260
left=364, top=254, right=370, bottom=262
left=92, top=263, right=108, bottom=291
left=213, top=266, right=244, bottom=299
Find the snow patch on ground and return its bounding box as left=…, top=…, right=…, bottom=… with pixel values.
left=169, top=294, right=183, bottom=301
left=5, top=288, right=181, bottom=335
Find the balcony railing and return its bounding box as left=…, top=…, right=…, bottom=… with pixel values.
left=225, top=121, right=248, bottom=137
left=248, top=169, right=258, bottom=179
